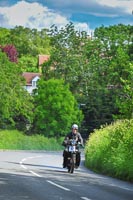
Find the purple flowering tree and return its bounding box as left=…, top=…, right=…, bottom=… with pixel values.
left=0, top=44, right=18, bottom=63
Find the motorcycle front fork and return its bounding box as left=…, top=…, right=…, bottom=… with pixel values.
left=68, top=153, right=76, bottom=166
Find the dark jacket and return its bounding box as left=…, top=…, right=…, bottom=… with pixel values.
left=62, top=131, right=84, bottom=147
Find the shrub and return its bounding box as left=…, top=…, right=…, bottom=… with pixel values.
left=85, top=119, right=133, bottom=182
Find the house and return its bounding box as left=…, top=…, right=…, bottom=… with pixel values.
left=22, top=54, right=50, bottom=94
left=22, top=72, right=41, bottom=94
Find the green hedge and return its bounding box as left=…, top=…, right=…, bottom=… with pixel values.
left=85, top=119, right=133, bottom=182
left=0, top=130, right=63, bottom=151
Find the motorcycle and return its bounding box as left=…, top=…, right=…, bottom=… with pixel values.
left=66, top=139, right=81, bottom=173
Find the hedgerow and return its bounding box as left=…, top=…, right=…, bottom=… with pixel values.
left=85, top=119, right=133, bottom=182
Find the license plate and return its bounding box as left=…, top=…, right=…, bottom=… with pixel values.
left=69, top=146, right=76, bottom=152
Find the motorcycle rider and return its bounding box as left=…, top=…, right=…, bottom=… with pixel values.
left=62, top=124, right=84, bottom=168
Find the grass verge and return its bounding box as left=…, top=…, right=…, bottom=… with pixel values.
left=0, top=130, right=63, bottom=151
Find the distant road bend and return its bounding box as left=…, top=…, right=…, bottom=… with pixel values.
left=0, top=151, right=133, bottom=200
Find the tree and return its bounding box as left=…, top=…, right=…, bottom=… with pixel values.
left=43, top=22, right=89, bottom=95
left=0, top=44, right=18, bottom=63
left=44, top=23, right=120, bottom=133
left=0, top=51, right=33, bottom=130
left=0, top=27, right=10, bottom=45
left=18, top=55, right=38, bottom=72
left=112, top=55, right=133, bottom=119
left=1, top=24, right=132, bottom=135
left=42, top=23, right=133, bottom=135
left=74, top=24, right=133, bottom=133
left=9, top=26, right=51, bottom=57
left=33, top=78, right=83, bottom=137
left=80, top=38, right=116, bottom=133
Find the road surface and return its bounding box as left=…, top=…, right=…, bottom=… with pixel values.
left=0, top=151, right=132, bottom=200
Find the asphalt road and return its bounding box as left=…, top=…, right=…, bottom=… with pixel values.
left=0, top=151, right=132, bottom=200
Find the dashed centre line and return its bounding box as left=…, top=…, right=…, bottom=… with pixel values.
left=47, top=180, right=70, bottom=191
left=29, top=170, right=41, bottom=177
left=81, top=197, right=92, bottom=200
left=19, top=155, right=90, bottom=200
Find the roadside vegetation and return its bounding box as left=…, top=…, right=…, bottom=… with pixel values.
left=0, top=130, right=63, bottom=151
left=85, top=119, right=133, bottom=182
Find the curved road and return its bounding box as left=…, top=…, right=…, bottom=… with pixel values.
left=0, top=151, right=132, bottom=200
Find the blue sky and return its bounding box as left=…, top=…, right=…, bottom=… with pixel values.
left=0, top=0, right=132, bottom=34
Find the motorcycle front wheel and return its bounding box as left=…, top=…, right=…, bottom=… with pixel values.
left=68, top=154, right=76, bottom=173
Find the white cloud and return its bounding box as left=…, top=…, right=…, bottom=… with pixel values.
left=0, top=1, right=68, bottom=29
left=0, top=0, right=91, bottom=32
left=40, top=0, right=133, bottom=16
left=74, top=22, right=93, bottom=35
left=1, top=0, right=131, bottom=32
left=46, top=0, right=133, bottom=23
left=97, top=0, right=133, bottom=14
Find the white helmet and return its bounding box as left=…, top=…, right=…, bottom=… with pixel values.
left=72, top=124, right=78, bottom=129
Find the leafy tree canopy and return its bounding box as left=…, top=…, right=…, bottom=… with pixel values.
left=42, top=23, right=133, bottom=134
left=0, top=51, right=33, bottom=130
left=0, top=23, right=132, bottom=135
left=33, top=78, right=83, bottom=137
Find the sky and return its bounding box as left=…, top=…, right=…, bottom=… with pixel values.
left=0, top=0, right=132, bottom=34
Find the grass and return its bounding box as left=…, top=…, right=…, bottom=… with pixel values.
left=0, top=130, right=64, bottom=151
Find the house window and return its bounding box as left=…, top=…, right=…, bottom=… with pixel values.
left=32, top=81, right=36, bottom=87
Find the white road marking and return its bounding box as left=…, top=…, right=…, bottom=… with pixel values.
left=47, top=180, right=70, bottom=191
left=19, top=160, right=28, bottom=170
left=81, top=197, right=92, bottom=200
left=29, top=170, right=41, bottom=177
left=21, top=164, right=27, bottom=169
left=20, top=156, right=71, bottom=192
left=19, top=156, right=43, bottom=171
